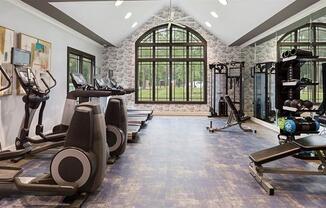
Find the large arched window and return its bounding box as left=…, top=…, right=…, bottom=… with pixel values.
left=135, top=24, right=207, bottom=104
left=277, top=23, right=326, bottom=103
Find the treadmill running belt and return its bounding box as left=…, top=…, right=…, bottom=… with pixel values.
left=128, top=125, right=141, bottom=140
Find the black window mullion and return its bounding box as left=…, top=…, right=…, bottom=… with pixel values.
left=169, top=26, right=173, bottom=101
left=152, top=31, right=156, bottom=101
left=313, top=25, right=317, bottom=102
left=186, top=30, right=190, bottom=102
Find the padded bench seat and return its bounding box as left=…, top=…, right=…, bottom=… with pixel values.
left=294, top=135, right=326, bottom=150
left=250, top=135, right=326, bottom=165
left=249, top=143, right=301, bottom=165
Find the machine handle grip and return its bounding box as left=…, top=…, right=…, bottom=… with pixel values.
left=45, top=70, right=57, bottom=89
left=0, top=66, right=11, bottom=92
left=41, top=78, right=51, bottom=94
left=40, top=71, right=57, bottom=94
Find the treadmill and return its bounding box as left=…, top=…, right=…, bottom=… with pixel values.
left=95, top=77, right=153, bottom=120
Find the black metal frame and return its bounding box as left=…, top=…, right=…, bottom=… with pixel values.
left=209, top=63, right=227, bottom=117
left=209, top=62, right=245, bottom=117
left=277, top=23, right=326, bottom=103
left=252, top=62, right=276, bottom=122
left=67, top=47, right=96, bottom=92
left=135, top=24, right=207, bottom=104
left=226, top=62, right=244, bottom=115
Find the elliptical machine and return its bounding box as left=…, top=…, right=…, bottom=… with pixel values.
left=71, top=73, right=127, bottom=163
left=0, top=49, right=64, bottom=161
left=1, top=102, right=107, bottom=206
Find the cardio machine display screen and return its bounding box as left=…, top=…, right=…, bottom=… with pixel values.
left=11, top=48, right=31, bottom=66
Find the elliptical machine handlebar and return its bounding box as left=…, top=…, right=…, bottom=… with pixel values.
left=0, top=65, right=11, bottom=92
left=16, top=67, right=56, bottom=97
left=40, top=70, right=57, bottom=94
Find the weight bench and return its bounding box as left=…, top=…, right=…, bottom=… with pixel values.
left=249, top=135, right=326, bottom=195
left=207, top=95, right=254, bottom=133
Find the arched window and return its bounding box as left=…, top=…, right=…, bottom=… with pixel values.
left=277, top=23, right=326, bottom=103
left=135, top=24, right=207, bottom=104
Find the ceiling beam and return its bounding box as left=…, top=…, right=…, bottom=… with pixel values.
left=21, top=0, right=114, bottom=46
left=47, top=0, right=155, bottom=2
left=248, top=5, right=326, bottom=46
left=230, top=0, right=320, bottom=46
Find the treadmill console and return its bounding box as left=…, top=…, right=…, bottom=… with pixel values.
left=71, top=73, right=88, bottom=87
left=95, top=78, right=107, bottom=89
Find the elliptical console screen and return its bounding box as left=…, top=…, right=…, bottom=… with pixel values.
left=11, top=48, right=31, bottom=66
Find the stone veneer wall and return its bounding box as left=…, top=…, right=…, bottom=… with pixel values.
left=102, top=7, right=244, bottom=114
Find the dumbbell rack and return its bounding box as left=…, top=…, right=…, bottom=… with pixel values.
left=276, top=55, right=319, bottom=140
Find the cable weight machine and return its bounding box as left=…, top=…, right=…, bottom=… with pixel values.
left=208, top=61, right=245, bottom=117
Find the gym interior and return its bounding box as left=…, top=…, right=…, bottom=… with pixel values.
left=0, top=0, right=326, bottom=207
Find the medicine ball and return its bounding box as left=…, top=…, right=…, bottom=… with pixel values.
left=278, top=117, right=286, bottom=130
left=284, top=119, right=296, bottom=134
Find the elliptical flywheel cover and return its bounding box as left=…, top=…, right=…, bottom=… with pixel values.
left=107, top=125, right=124, bottom=152
left=51, top=148, right=92, bottom=188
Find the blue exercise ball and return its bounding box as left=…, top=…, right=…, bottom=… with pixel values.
left=285, top=119, right=296, bottom=134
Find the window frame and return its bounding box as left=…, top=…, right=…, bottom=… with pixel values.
left=135, top=24, right=208, bottom=104
left=67, top=47, right=96, bottom=92
left=277, top=22, right=326, bottom=104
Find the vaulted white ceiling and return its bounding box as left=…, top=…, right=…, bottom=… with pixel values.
left=51, top=0, right=295, bottom=46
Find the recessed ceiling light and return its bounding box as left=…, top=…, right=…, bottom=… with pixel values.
left=218, top=0, right=228, bottom=6
left=210, top=11, right=219, bottom=18
left=115, top=0, right=123, bottom=7
left=132, top=22, right=138, bottom=28
left=205, top=21, right=212, bottom=28
left=125, top=12, right=132, bottom=19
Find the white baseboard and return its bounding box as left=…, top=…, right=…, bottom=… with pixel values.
left=250, top=117, right=280, bottom=133
left=154, top=111, right=209, bottom=116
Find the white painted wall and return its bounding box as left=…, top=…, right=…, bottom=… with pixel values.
left=0, top=0, right=104, bottom=149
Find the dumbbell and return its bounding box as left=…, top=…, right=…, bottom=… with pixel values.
left=302, top=100, right=313, bottom=109
left=284, top=99, right=292, bottom=107
left=282, top=50, right=291, bottom=58
left=301, top=77, right=312, bottom=84
left=284, top=118, right=320, bottom=135
left=290, top=99, right=303, bottom=109
left=290, top=49, right=313, bottom=57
